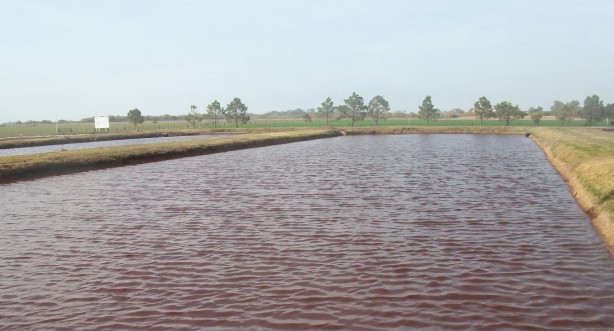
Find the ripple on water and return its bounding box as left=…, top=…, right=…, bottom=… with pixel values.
left=1, top=134, right=614, bottom=330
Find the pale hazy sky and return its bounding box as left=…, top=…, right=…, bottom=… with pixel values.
left=1, top=0, right=613, bottom=123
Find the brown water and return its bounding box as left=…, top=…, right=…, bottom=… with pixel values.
left=1, top=134, right=613, bottom=330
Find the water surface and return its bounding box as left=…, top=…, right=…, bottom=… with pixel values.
left=1, top=134, right=613, bottom=330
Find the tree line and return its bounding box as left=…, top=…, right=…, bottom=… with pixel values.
left=120, top=93, right=614, bottom=130
left=317, top=93, right=613, bottom=127
left=548, top=95, right=614, bottom=126
left=125, top=97, right=250, bottom=130
left=315, top=94, right=528, bottom=127
left=184, top=98, right=250, bottom=128
left=6, top=92, right=613, bottom=128
left=314, top=93, right=390, bottom=127
left=184, top=98, right=250, bottom=129
left=452, top=94, right=613, bottom=126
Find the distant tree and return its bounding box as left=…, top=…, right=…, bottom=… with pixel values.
left=317, top=97, right=335, bottom=126
left=185, top=105, right=200, bottom=128
left=604, top=103, right=614, bottom=126
left=222, top=97, right=249, bottom=128
left=109, top=115, right=128, bottom=122
left=418, top=95, right=440, bottom=124
left=335, top=105, right=350, bottom=121
left=302, top=113, right=312, bottom=122
left=341, top=92, right=367, bottom=127
left=551, top=100, right=579, bottom=125
left=580, top=95, right=605, bottom=126
left=473, top=96, right=493, bottom=126
left=531, top=112, right=543, bottom=126
left=528, top=106, right=543, bottom=114
left=443, top=108, right=465, bottom=118
left=494, top=101, right=525, bottom=126
left=207, top=100, right=222, bottom=128
left=368, top=95, right=390, bottom=126
left=288, top=108, right=306, bottom=116
left=127, top=108, right=144, bottom=131
left=391, top=110, right=407, bottom=118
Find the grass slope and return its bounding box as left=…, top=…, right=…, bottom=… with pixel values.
left=530, top=127, right=614, bottom=254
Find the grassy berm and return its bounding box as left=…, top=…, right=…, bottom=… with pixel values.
left=0, top=129, right=340, bottom=183
left=530, top=127, right=614, bottom=254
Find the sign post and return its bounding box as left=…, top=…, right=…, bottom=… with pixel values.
left=94, top=116, right=110, bottom=132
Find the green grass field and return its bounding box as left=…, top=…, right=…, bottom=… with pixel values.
left=0, top=117, right=608, bottom=137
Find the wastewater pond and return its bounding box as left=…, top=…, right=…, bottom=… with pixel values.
left=1, top=134, right=613, bottom=330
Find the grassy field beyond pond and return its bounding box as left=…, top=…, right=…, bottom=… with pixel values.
left=1, top=117, right=609, bottom=138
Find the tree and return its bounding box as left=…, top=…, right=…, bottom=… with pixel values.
left=317, top=97, right=335, bottom=126
left=222, top=97, right=249, bottom=128
left=473, top=96, right=493, bottom=126
left=551, top=100, right=579, bottom=125
left=302, top=113, right=312, bottom=122
left=528, top=106, right=543, bottom=114
left=443, top=108, right=465, bottom=118
left=341, top=92, right=367, bottom=127
left=494, top=101, right=525, bottom=126
left=207, top=100, right=222, bottom=128
left=531, top=112, right=543, bottom=126
left=127, top=108, right=144, bottom=131
left=418, top=95, right=440, bottom=124
left=186, top=105, right=200, bottom=128
left=580, top=95, right=604, bottom=126
left=604, top=103, right=614, bottom=126
left=368, top=95, right=390, bottom=126
left=335, top=105, right=350, bottom=121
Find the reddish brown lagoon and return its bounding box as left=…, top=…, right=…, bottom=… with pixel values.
left=1, top=135, right=613, bottom=330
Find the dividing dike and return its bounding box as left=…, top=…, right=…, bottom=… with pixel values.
left=0, top=129, right=341, bottom=183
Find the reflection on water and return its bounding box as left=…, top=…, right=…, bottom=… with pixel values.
left=0, top=134, right=227, bottom=157
left=1, top=135, right=613, bottom=330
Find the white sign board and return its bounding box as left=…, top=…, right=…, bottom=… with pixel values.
left=94, top=116, right=109, bottom=129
